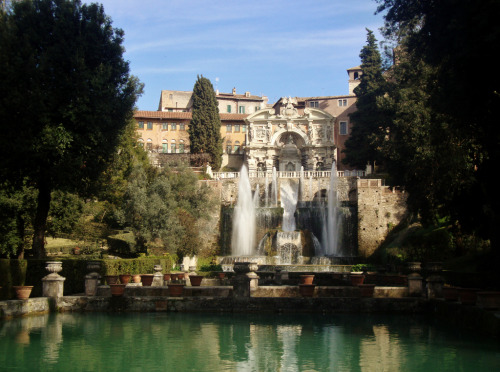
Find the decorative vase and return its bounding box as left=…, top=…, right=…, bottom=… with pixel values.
left=105, top=275, right=119, bottom=285
left=299, top=284, right=315, bottom=297
left=442, top=286, right=459, bottom=301
left=13, top=286, right=33, bottom=300
left=458, top=288, right=480, bottom=305
left=299, top=275, right=315, bottom=285
left=46, top=261, right=63, bottom=274
left=350, top=274, right=365, bottom=286
left=109, top=284, right=126, bottom=297
left=168, top=283, right=185, bottom=297
left=132, top=274, right=142, bottom=283
left=119, top=274, right=131, bottom=284
left=359, top=284, right=376, bottom=297
left=189, top=275, right=203, bottom=287
left=141, top=274, right=154, bottom=286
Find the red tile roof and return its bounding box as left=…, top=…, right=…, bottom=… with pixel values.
left=134, top=110, right=248, bottom=121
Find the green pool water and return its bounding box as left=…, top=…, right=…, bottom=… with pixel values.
left=0, top=312, right=499, bottom=371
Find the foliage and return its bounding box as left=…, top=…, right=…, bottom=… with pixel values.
left=375, top=0, right=500, bottom=255
left=106, top=231, right=138, bottom=257
left=188, top=75, right=223, bottom=170
left=118, top=164, right=216, bottom=259
left=343, top=29, right=388, bottom=170
left=0, top=0, right=142, bottom=257
left=0, top=182, right=36, bottom=258
left=199, top=263, right=223, bottom=272
left=46, top=191, right=83, bottom=238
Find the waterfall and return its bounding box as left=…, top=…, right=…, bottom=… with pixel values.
left=272, top=167, right=278, bottom=207
left=321, top=161, right=342, bottom=256
left=231, top=164, right=256, bottom=256
left=280, top=179, right=298, bottom=232
left=253, top=184, right=260, bottom=208
left=265, top=172, right=269, bottom=207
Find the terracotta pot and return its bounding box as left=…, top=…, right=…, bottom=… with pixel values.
left=141, top=274, right=154, bottom=286
left=119, top=274, right=131, bottom=284
left=218, top=272, right=226, bottom=279
left=458, top=288, right=480, bottom=305
left=168, top=283, right=185, bottom=297
left=350, top=274, right=365, bottom=286
left=189, top=275, right=203, bottom=287
left=72, top=247, right=81, bottom=255
left=132, top=274, right=142, bottom=283
left=13, top=286, right=33, bottom=300
left=299, top=284, right=315, bottom=297
left=105, top=275, right=119, bottom=285
left=163, top=273, right=171, bottom=282
left=109, top=284, right=126, bottom=297
left=299, top=275, right=315, bottom=285
left=359, top=284, right=376, bottom=298
left=442, top=286, right=459, bottom=301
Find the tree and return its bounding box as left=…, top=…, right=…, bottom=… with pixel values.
left=376, top=0, right=500, bottom=252
left=0, top=0, right=142, bottom=257
left=343, top=29, right=388, bottom=170
left=188, top=76, right=223, bottom=170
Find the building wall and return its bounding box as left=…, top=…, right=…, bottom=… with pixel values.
left=357, top=179, right=408, bottom=258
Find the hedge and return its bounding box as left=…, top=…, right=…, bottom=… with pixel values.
left=0, top=256, right=177, bottom=300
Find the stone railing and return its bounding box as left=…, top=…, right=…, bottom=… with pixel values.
left=212, top=170, right=365, bottom=179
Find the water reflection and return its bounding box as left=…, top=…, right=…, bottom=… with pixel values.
left=0, top=313, right=499, bottom=371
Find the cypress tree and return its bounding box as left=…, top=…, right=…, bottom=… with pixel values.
left=188, top=76, right=223, bottom=170
left=342, top=29, right=387, bottom=170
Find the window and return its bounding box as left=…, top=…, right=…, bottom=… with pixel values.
left=138, top=121, right=144, bottom=129
left=147, top=121, right=153, bottom=130
left=162, top=141, right=168, bottom=153
left=162, top=123, right=168, bottom=130
left=146, top=139, right=152, bottom=151
left=226, top=141, right=232, bottom=154
left=227, top=105, right=231, bottom=113
left=234, top=141, right=240, bottom=153
left=309, top=101, right=319, bottom=108
left=242, top=125, right=246, bottom=133
left=234, top=124, right=240, bottom=132
left=339, top=121, right=348, bottom=135
left=170, top=140, right=176, bottom=153
left=180, top=123, right=185, bottom=131
left=226, top=124, right=232, bottom=132
left=179, top=140, right=185, bottom=154
left=255, top=106, right=260, bottom=112
left=239, top=106, right=245, bottom=114
left=338, top=99, right=347, bottom=107
left=171, top=123, right=177, bottom=131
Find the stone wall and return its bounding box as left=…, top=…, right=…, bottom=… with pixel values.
left=357, top=179, right=408, bottom=258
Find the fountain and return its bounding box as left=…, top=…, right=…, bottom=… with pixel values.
left=222, top=162, right=356, bottom=272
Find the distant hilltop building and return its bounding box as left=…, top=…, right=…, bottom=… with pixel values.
left=134, top=66, right=362, bottom=171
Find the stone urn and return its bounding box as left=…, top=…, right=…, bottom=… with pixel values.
left=406, top=262, right=421, bottom=274
left=233, top=262, right=251, bottom=275
left=46, top=261, right=63, bottom=275
left=87, top=261, right=101, bottom=273
left=13, top=286, right=34, bottom=300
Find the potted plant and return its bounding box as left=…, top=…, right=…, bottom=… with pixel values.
left=299, top=274, right=314, bottom=285
left=105, top=275, right=119, bottom=285
left=109, top=284, right=126, bottom=296
left=141, top=274, right=154, bottom=286
left=119, top=274, right=131, bottom=284
left=132, top=274, right=142, bottom=283
left=13, top=285, right=34, bottom=300
left=189, top=275, right=203, bottom=287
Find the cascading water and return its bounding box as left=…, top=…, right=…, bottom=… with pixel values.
left=321, top=162, right=342, bottom=256
left=280, top=179, right=298, bottom=232
left=231, top=164, right=256, bottom=256
left=272, top=167, right=278, bottom=207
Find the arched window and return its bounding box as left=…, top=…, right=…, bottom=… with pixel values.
left=226, top=141, right=232, bottom=154
left=170, top=139, right=176, bottom=153
left=234, top=141, right=240, bottom=154
left=146, top=138, right=153, bottom=151
left=179, top=140, right=185, bottom=154
left=162, top=139, right=168, bottom=153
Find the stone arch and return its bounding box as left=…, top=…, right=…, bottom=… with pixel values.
left=271, top=128, right=309, bottom=147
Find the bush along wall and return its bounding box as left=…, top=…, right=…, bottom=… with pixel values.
left=0, top=256, right=177, bottom=300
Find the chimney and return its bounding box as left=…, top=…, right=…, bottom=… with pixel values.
left=232, top=87, right=236, bottom=95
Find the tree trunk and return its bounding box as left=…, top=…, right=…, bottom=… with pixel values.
left=32, top=178, right=51, bottom=258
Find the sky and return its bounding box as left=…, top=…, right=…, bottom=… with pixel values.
left=81, top=0, right=387, bottom=110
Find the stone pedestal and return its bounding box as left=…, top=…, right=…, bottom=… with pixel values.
left=232, top=262, right=256, bottom=298
left=426, top=275, right=444, bottom=299
left=152, top=265, right=164, bottom=287
left=407, top=273, right=423, bottom=297
left=85, top=261, right=101, bottom=296
left=42, top=261, right=66, bottom=298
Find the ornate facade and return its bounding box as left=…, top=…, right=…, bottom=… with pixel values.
left=244, top=97, right=336, bottom=172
